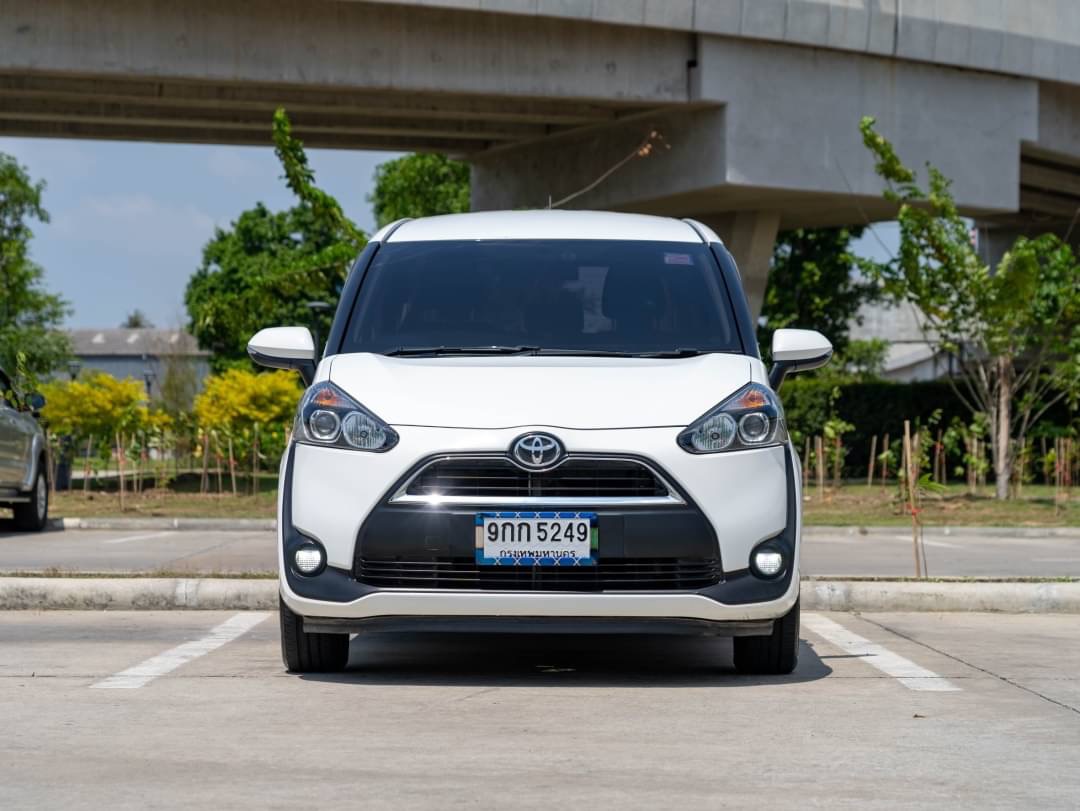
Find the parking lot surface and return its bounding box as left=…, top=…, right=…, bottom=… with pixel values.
left=2, top=526, right=1079, bottom=577
left=1, top=610, right=1078, bottom=808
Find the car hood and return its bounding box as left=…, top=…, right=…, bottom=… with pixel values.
left=328, top=353, right=752, bottom=430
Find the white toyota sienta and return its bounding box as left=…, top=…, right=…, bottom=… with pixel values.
left=249, top=210, right=832, bottom=675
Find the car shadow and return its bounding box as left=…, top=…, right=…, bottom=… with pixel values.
left=299, top=633, right=832, bottom=688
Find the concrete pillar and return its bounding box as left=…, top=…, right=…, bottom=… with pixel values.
left=700, top=211, right=781, bottom=320
left=976, top=222, right=1080, bottom=269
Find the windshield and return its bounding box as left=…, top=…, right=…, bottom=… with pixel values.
left=341, top=240, right=742, bottom=356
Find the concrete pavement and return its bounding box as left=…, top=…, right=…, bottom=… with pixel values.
left=0, top=527, right=277, bottom=574
left=1, top=610, right=1078, bottom=808
left=3, top=525, right=1080, bottom=577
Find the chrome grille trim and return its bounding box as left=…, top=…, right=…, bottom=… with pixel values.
left=388, top=454, right=685, bottom=507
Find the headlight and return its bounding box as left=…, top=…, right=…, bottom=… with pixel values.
left=294, top=381, right=398, bottom=452
left=677, top=383, right=788, bottom=454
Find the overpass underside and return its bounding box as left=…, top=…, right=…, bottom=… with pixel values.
left=4, top=0, right=1080, bottom=313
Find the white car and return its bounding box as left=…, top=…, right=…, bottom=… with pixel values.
left=249, top=210, right=831, bottom=674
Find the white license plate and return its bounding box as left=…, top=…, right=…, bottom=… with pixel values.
left=475, top=511, right=597, bottom=566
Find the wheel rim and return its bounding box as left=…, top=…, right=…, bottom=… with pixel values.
left=35, top=473, right=47, bottom=520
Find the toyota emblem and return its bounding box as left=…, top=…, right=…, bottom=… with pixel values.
left=511, top=433, right=565, bottom=470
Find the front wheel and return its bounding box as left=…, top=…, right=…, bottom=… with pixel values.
left=733, top=598, right=799, bottom=675
left=13, top=466, right=48, bottom=532
left=279, top=596, right=350, bottom=673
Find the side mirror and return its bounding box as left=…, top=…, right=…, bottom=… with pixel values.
left=247, top=327, right=316, bottom=386
left=27, top=392, right=45, bottom=416
left=768, top=329, right=832, bottom=390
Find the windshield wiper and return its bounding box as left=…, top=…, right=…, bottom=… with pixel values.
left=635, top=348, right=707, bottom=358
left=531, top=348, right=637, bottom=357
left=531, top=348, right=708, bottom=358
left=382, top=345, right=541, bottom=357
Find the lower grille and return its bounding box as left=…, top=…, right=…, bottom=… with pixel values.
left=355, top=557, right=722, bottom=591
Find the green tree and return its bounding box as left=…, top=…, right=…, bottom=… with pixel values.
left=758, top=226, right=875, bottom=356
left=859, top=117, right=1080, bottom=499
left=186, top=110, right=367, bottom=370
left=370, top=153, right=470, bottom=228
left=0, top=152, right=70, bottom=382
left=185, top=203, right=355, bottom=370
left=121, top=309, right=153, bottom=329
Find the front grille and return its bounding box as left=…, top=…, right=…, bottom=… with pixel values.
left=402, top=458, right=668, bottom=500
left=355, top=557, right=722, bottom=591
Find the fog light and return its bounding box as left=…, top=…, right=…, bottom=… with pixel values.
left=294, top=546, right=324, bottom=575
left=753, top=550, right=784, bottom=577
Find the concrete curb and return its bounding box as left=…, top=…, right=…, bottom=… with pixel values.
left=802, top=580, right=1080, bottom=613
left=803, top=525, right=1080, bottom=539
left=47, top=517, right=276, bottom=532
left=0, top=577, right=277, bottom=610
left=3, top=577, right=1080, bottom=613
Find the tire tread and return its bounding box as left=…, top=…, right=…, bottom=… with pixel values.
left=733, top=598, right=799, bottom=675
left=279, top=597, right=349, bottom=672
left=13, top=467, right=48, bottom=532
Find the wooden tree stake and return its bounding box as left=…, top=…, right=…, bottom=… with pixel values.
left=880, top=432, right=890, bottom=490
left=815, top=435, right=825, bottom=500
left=227, top=436, right=237, bottom=496
left=903, top=421, right=923, bottom=578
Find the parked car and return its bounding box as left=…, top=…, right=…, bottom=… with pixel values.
left=249, top=210, right=831, bottom=674
left=0, top=367, right=49, bottom=531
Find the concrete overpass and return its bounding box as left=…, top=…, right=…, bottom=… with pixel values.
left=4, top=0, right=1080, bottom=313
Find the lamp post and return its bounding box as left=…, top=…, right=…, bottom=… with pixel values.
left=306, top=300, right=332, bottom=357
left=67, top=360, right=81, bottom=381
left=143, top=368, right=157, bottom=398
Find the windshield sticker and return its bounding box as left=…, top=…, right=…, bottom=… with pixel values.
left=664, top=253, right=693, bottom=265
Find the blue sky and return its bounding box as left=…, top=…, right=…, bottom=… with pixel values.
left=0, top=137, right=402, bottom=329
left=1, top=136, right=897, bottom=330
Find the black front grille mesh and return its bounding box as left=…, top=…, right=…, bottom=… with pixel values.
left=405, top=458, right=667, bottom=499
left=355, top=557, right=722, bottom=591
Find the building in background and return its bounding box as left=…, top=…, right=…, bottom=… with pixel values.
left=848, top=302, right=956, bottom=382
left=66, top=329, right=210, bottom=402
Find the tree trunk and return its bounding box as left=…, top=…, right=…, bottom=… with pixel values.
left=880, top=433, right=890, bottom=490
left=83, top=436, right=92, bottom=494
left=814, top=435, right=825, bottom=500
left=116, top=432, right=126, bottom=512
left=228, top=436, right=237, bottom=496
left=251, top=427, right=260, bottom=497
left=993, top=356, right=1014, bottom=500
left=867, top=435, right=877, bottom=487
left=200, top=431, right=210, bottom=494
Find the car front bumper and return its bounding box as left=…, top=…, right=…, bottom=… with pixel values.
left=278, top=427, right=801, bottom=631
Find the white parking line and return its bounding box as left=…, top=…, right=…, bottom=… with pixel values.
left=103, top=531, right=175, bottom=545
left=91, top=612, right=270, bottom=689
left=803, top=613, right=960, bottom=692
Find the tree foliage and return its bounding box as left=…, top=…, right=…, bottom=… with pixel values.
left=0, top=152, right=71, bottom=382
left=193, top=368, right=301, bottom=468
left=186, top=110, right=368, bottom=371
left=40, top=372, right=165, bottom=441
left=271, top=108, right=366, bottom=250
left=193, top=368, right=300, bottom=435
left=185, top=204, right=355, bottom=370
left=370, top=153, right=470, bottom=228
left=758, top=226, right=875, bottom=356
left=859, top=116, right=1080, bottom=498
left=121, top=309, right=153, bottom=329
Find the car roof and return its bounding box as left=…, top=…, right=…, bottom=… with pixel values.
left=373, top=210, right=715, bottom=244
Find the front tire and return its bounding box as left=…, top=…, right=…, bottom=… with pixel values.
left=279, top=596, right=350, bottom=673
left=13, top=466, right=48, bottom=532
left=733, top=598, right=800, bottom=675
